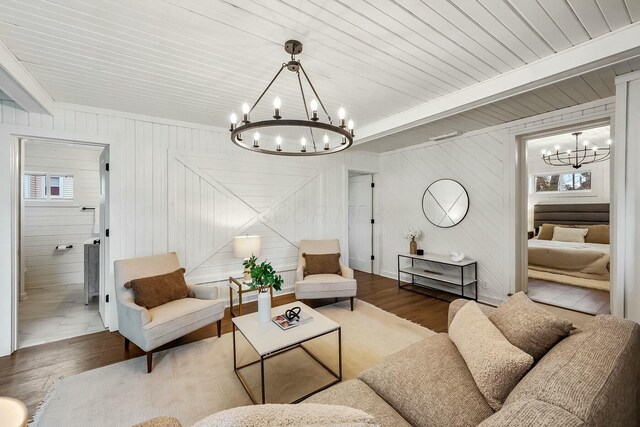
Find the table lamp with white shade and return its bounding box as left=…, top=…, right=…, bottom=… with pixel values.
left=233, top=235, right=261, bottom=283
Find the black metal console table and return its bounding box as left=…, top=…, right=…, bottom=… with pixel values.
left=397, top=253, right=478, bottom=301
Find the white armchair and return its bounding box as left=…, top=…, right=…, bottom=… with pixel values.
left=295, top=240, right=357, bottom=310
left=114, top=252, right=225, bottom=372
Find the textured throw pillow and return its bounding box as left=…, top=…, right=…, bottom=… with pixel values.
left=302, top=253, right=341, bottom=277
left=582, top=224, right=610, bottom=244
left=552, top=226, right=588, bottom=243
left=537, top=223, right=566, bottom=240
left=488, top=292, right=573, bottom=362
left=192, top=403, right=377, bottom=427
left=124, top=268, right=192, bottom=309
left=449, top=301, right=534, bottom=411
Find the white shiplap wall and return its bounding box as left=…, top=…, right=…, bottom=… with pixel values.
left=23, top=140, right=102, bottom=289
left=379, top=98, right=615, bottom=305
left=0, top=99, right=379, bottom=355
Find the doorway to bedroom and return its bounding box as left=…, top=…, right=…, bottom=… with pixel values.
left=524, top=124, right=611, bottom=315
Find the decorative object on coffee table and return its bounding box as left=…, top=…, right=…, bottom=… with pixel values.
left=243, top=255, right=284, bottom=323
left=404, top=228, right=421, bottom=255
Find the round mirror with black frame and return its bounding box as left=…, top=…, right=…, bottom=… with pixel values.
left=422, top=179, right=469, bottom=228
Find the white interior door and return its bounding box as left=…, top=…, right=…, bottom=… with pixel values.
left=98, top=148, right=109, bottom=327
left=349, top=174, right=373, bottom=273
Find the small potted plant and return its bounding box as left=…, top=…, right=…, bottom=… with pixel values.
left=243, top=255, right=284, bottom=323
left=404, top=228, right=422, bottom=255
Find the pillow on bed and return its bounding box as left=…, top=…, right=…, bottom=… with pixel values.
left=537, top=223, right=567, bottom=240
left=552, top=226, right=588, bottom=243
left=581, top=224, right=610, bottom=244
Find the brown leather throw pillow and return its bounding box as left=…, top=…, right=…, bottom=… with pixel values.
left=124, top=267, right=192, bottom=309
left=302, top=253, right=341, bottom=277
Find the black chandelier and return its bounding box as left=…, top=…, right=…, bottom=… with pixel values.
left=541, top=131, right=611, bottom=169
left=229, top=40, right=354, bottom=156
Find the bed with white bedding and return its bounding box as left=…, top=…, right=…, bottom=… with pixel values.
left=528, top=238, right=610, bottom=280
left=528, top=203, right=610, bottom=290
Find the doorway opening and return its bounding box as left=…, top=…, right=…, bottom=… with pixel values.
left=523, top=123, right=611, bottom=315
left=17, top=138, right=109, bottom=348
left=348, top=171, right=374, bottom=274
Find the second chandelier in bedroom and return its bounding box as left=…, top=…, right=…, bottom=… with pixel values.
left=228, top=40, right=354, bottom=156
left=541, top=131, right=611, bottom=169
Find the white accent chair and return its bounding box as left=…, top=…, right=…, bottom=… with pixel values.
left=114, top=252, right=225, bottom=372
left=295, top=239, right=357, bottom=311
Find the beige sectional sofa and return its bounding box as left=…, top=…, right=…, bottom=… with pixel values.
left=143, top=297, right=640, bottom=426
left=304, top=299, right=640, bottom=426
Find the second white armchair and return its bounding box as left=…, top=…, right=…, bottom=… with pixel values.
left=295, top=239, right=357, bottom=310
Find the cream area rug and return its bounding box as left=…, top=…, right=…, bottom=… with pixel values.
left=528, top=268, right=610, bottom=291
left=33, top=300, right=434, bottom=427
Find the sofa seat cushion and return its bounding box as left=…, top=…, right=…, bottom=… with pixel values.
left=304, top=379, right=411, bottom=427
left=505, top=315, right=640, bottom=426
left=488, top=292, right=572, bottom=361
left=192, top=403, right=376, bottom=426
left=358, top=333, right=494, bottom=427
left=295, top=275, right=357, bottom=298
left=143, top=298, right=225, bottom=343
left=479, top=399, right=583, bottom=427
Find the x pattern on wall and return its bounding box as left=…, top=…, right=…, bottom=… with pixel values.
left=168, top=151, right=322, bottom=283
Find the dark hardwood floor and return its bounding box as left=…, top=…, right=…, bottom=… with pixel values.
left=0, top=271, right=450, bottom=416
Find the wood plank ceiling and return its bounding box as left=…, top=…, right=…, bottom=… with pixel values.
left=0, top=0, right=638, bottom=142
left=358, top=57, right=640, bottom=152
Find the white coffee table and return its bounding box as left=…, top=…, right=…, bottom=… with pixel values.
left=232, top=301, right=342, bottom=404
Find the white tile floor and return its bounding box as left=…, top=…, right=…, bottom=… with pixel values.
left=18, top=283, right=106, bottom=348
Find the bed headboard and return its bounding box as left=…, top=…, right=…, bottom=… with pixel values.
left=533, top=203, right=610, bottom=230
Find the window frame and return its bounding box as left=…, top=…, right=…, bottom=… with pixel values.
left=530, top=169, right=593, bottom=195
left=23, top=172, right=75, bottom=201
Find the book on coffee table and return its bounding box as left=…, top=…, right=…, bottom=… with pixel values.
left=272, top=311, right=313, bottom=330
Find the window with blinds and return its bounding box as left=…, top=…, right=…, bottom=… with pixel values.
left=24, top=173, right=74, bottom=200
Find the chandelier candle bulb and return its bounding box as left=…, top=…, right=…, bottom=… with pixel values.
left=273, top=97, right=282, bottom=119
left=253, top=132, right=260, bottom=148
left=242, top=102, right=250, bottom=123
left=301, top=136, right=307, bottom=153
left=338, top=107, right=346, bottom=128
left=348, top=119, right=354, bottom=136
left=276, top=135, right=282, bottom=152
left=310, top=99, right=319, bottom=121
left=323, top=133, right=329, bottom=150
left=229, top=113, right=237, bottom=131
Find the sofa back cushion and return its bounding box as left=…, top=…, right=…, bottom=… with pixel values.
left=488, top=292, right=573, bottom=361
left=449, top=301, right=534, bottom=410
left=359, top=333, right=494, bottom=427
left=504, top=315, right=640, bottom=425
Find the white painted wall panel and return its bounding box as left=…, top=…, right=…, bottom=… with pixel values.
left=23, top=140, right=102, bottom=289
left=379, top=99, right=615, bottom=305
left=0, top=100, right=379, bottom=356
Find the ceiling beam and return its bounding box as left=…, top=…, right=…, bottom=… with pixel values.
left=0, top=40, right=54, bottom=115
left=356, top=22, right=640, bottom=145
